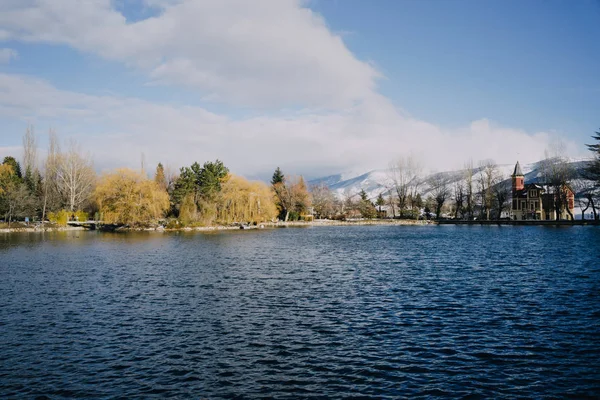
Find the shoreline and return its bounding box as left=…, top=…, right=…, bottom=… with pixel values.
left=0, top=226, right=86, bottom=234
left=0, top=219, right=430, bottom=234
left=438, top=219, right=600, bottom=226
left=3, top=218, right=598, bottom=234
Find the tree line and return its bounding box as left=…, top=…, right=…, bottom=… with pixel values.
left=2, top=127, right=599, bottom=226
left=309, top=131, right=600, bottom=221
left=0, top=128, right=312, bottom=227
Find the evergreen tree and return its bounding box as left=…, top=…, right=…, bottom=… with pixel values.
left=271, top=167, right=287, bottom=220
left=24, top=167, right=37, bottom=194
left=358, top=189, right=376, bottom=218
left=169, top=160, right=229, bottom=220
left=414, top=193, right=423, bottom=209
left=376, top=193, right=385, bottom=217
left=585, top=129, right=600, bottom=186
left=170, top=167, right=196, bottom=216
left=359, top=189, right=368, bottom=201
left=271, top=167, right=284, bottom=185
left=198, top=160, right=229, bottom=199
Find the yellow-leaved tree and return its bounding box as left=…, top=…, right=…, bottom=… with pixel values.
left=0, top=163, right=15, bottom=196
left=218, top=174, right=277, bottom=224
left=95, top=169, right=169, bottom=225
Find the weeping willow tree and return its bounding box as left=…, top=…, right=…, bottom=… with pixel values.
left=218, top=175, right=277, bottom=224
left=95, top=168, right=169, bottom=225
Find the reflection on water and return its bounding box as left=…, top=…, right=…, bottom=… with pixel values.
left=1, top=226, right=599, bottom=398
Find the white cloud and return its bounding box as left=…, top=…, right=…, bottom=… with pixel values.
left=0, top=2, right=586, bottom=178
left=0, top=0, right=379, bottom=108
left=0, top=73, right=581, bottom=179
left=0, top=48, right=17, bottom=64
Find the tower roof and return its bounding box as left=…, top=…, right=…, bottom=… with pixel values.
left=512, top=161, right=523, bottom=177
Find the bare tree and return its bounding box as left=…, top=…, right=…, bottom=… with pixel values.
left=310, top=183, right=336, bottom=219
left=388, top=155, right=422, bottom=218
left=477, top=160, right=499, bottom=220
left=5, top=184, right=36, bottom=224
left=22, top=125, right=37, bottom=176
left=41, top=129, right=61, bottom=221
left=341, top=188, right=360, bottom=218
left=453, top=180, right=465, bottom=219
left=427, top=173, right=451, bottom=219
left=572, top=177, right=598, bottom=220
left=540, top=146, right=576, bottom=220
left=162, top=163, right=179, bottom=192
left=386, top=192, right=397, bottom=218
left=55, top=139, right=96, bottom=212
left=463, top=160, right=475, bottom=220
left=272, top=175, right=310, bottom=221
left=493, top=175, right=511, bottom=220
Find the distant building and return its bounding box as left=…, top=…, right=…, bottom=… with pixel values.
left=511, top=161, right=574, bottom=220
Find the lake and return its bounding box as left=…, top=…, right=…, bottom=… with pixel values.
left=1, top=226, right=599, bottom=398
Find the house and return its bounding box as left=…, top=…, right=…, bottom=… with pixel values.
left=511, top=161, right=575, bottom=220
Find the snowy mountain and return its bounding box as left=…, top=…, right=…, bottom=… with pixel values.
left=308, top=159, right=594, bottom=202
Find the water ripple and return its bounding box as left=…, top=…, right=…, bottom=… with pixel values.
left=1, top=226, right=599, bottom=398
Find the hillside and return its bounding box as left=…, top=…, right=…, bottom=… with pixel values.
left=309, top=160, right=594, bottom=202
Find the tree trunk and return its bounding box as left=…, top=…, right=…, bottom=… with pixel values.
left=566, top=206, right=574, bottom=221
left=588, top=196, right=597, bottom=220
left=581, top=204, right=589, bottom=220
left=42, top=186, right=48, bottom=222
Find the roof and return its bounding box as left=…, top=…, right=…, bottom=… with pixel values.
left=525, top=183, right=544, bottom=190
left=512, top=161, right=523, bottom=177
left=514, top=184, right=545, bottom=197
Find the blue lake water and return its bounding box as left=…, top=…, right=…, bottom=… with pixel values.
left=1, top=226, right=599, bottom=398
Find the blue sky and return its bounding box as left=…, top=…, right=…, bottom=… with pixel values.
left=313, top=0, right=600, bottom=133
left=0, top=0, right=598, bottom=177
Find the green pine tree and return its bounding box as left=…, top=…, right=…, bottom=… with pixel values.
left=271, top=167, right=284, bottom=185
left=585, top=129, right=600, bottom=186
left=359, top=189, right=368, bottom=201
left=376, top=193, right=385, bottom=217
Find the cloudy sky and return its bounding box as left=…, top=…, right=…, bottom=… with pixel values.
left=0, top=0, right=598, bottom=179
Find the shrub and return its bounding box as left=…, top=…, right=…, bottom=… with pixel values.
left=165, top=219, right=180, bottom=229
left=74, top=210, right=89, bottom=221
left=48, top=210, right=70, bottom=226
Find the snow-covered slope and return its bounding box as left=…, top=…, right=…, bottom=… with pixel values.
left=308, top=160, right=594, bottom=201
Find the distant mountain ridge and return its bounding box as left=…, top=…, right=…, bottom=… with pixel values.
left=308, top=159, right=593, bottom=201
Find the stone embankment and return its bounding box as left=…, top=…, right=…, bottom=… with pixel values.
left=265, top=219, right=431, bottom=227
left=437, top=219, right=600, bottom=226
left=130, top=219, right=432, bottom=232
left=0, top=225, right=85, bottom=234
left=1, top=219, right=431, bottom=233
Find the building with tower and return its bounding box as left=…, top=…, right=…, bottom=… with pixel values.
left=511, top=161, right=575, bottom=220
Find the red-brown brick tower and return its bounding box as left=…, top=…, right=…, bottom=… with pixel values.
left=512, top=161, right=524, bottom=192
